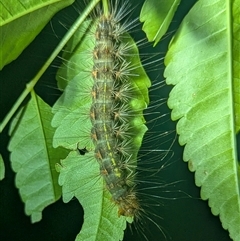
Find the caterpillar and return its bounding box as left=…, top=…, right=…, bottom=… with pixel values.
left=50, top=1, right=177, bottom=241
left=89, top=2, right=150, bottom=217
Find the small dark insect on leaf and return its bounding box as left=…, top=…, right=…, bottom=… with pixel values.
left=78, top=147, right=88, bottom=155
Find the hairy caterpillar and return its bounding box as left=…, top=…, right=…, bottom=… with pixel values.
left=50, top=1, right=177, bottom=240
left=54, top=1, right=149, bottom=216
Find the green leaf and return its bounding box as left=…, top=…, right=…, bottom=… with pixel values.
left=52, top=20, right=95, bottom=149
left=57, top=151, right=127, bottom=241
left=233, top=0, right=240, bottom=133
left=164, top=0, right=240, bottom=240
left=140, top=0, right=181, bottom=46
left=0, top=0, right=75, bottom=70
left=0, top=154, right=5, bottom=180
left=8, top=91, right=68, bottom=223
left=55, top=19, right=93, bottom=90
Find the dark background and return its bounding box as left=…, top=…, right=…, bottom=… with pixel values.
left=0, top=0, right=237, bottom=241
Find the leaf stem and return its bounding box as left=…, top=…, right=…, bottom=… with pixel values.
left=102, top=0, right=109, bottom=16
left=0, top=0, right=100, bottom=133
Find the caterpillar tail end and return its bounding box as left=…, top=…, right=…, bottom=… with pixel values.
left=117, top=193, right=140, bottom=217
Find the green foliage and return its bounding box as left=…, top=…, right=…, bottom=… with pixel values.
left=52, top=20, right=96, bottom=150
left=140, top=0, right=181, bottom=45
left=0, top=0, right=74, bottom=70
left=1, top=0, right=239, bottom=240
left=164, top=0, right=240, bottom=240
left=57, top=151, right=127, bottom=241
left=8, top=91, right=68, bottom=223
left=55, top=19, right=93, bottom=90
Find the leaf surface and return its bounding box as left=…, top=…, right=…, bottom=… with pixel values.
left=164, top=0, right=240, bottom=240
left=233, top=0, right=240, bottom=133
left=140, top=0, right=181, bottom=45
left=0, top=0, right=74, bottom=70
left=57, top=151, right=127, bottom=241
left=8, top=91, right=68, bottom=223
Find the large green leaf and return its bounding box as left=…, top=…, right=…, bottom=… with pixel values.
left=0, top=0, right=74, bottom=70
left=8, top=91, right=68, bottom=223
left=164, top=0, right=240, bottom=240
left=140, top=0, right=181, bottom=46
left=57, top=151, right=127, bottom=241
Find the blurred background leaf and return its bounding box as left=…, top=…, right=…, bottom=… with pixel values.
left=0, top=0, right=74, bottom=70
left=140, top=0, right=181, bottom=45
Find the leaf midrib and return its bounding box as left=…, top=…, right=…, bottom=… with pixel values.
left=31, top=91, right=57, bottom=199
left=154, top=0, right=179, bottom=40
left=227, top=2, right=239, bottom=192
